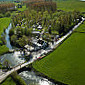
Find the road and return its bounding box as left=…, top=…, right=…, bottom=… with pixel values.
left=0, top=17, right=85, bottom=83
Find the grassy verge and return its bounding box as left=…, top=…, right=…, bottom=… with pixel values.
left=0, top=17, right=11, bottom=35
left=1, top=77, right=16, bottom=85
left=33, top=21, right=85, bottom=85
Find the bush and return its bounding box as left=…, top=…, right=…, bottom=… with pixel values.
left=0, top=40, right=3, bottom=45
left=10, top=35, right=17, bottom=46
left=9, top=28, right=14, bottom=36
left=5, top=12, right=11, bottom=17
left=0, top=13, right=4, bottom=18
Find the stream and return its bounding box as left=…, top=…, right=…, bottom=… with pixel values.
left=0, top=23, right=56, bottom=85
left=5, top=23, right=12, bottom=50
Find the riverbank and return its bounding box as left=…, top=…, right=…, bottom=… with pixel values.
left=0, top=18, right=11, bottom=56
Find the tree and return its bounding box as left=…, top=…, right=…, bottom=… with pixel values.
left=3, top=59, right=10, bottom=70
left=17, top=35, right=30, bottom=47
left=16, top=26, right=22, bottom=38
left=9, top=28, right=14, bottom=36
left=5, top=11, right=11, bottom=17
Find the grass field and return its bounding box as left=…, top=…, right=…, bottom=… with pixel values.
left=0, top=18, right=11, bottom=55
left=33, top=21, right=85, bottom=85
left=57, top=1, right=85, bottom=12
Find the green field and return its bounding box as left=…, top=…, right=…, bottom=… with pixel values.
left=33, top=21, right=85, bottom=85
left=57, top=1, right=85, bottom=12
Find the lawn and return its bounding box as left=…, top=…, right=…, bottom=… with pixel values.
left=1, top=77, right=16, bottom=85
left=33, top=21, right=85, bottom=85
left=57, top=1, right=85, bottom=12
left=0, top=18, right=11, bottom=35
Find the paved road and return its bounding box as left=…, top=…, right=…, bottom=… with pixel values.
left=0, top=17, right=85, bottom=83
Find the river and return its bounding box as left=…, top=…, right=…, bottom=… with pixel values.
left=0, top=23, right=56, bottom=85
left=5, top=23, right=12, bottom=50
left=80, top=0, right=85, bottom=1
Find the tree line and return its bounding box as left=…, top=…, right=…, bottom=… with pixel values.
left=23, top=0, right=57, bottom=12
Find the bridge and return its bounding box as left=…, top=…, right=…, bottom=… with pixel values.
left=0, top=17, right=84, bottom=83
left=0, top=59, right=34, bottom=83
